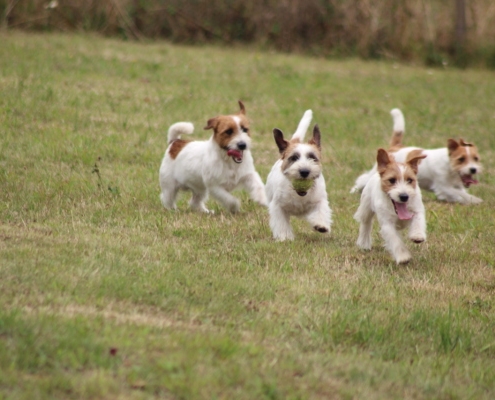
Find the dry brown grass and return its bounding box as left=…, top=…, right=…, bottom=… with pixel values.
left=3, top=0, right=495, bottom=65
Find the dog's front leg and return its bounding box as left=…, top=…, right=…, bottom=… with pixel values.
left=209, top=186, right=241, bottom=213
left=269, top=203, right=294, bottom=241
left=434, top=186, right=482, bottom=204
left=241, top=173, right=268, bottom=206
left=305, top=200, right=332, bottom=234
left=408, top=210, right=426, bottom=243
left=378, top=218, right=411, bottom=264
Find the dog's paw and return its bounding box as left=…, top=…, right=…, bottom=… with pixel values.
left=228, top=199, right=241, bottom=213
left=410, top=235, right=426, bottom=244
left=468, top=196, right=483, bottom=205
left=314, top=225, right=329, bottom=233
left=356, top=238, right=372, bottom=250
left=395, top=250, right=412, bottom=265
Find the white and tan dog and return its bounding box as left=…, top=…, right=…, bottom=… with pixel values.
left=265, top=110, right=332, bottom=241
left=351, top=108, right=483, bottom=204
left=159, top=101, right=267, bottom=213
left=354, top=148, right=427, bottom=264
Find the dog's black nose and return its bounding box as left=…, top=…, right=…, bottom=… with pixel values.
left=299, top=169, right=310, bottom=178
left=237, top=142, right=247, bottom=150
left=399, top=193, right=409, bottom=202
left=470, top=167, right=477, bottom=174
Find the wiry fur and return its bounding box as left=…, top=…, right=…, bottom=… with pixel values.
left=265, top=110, right=332, bottom=241
left=351, top=108, right=483, bottom=204
left=159, top=101, right=267, bottom=213
left=354, top=149, right=427, bottom=264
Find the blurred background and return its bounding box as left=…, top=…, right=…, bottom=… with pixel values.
left=2, top=0, right=495, bottom=68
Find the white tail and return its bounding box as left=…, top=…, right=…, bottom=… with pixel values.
left=390, top=108, right=405, bottom=133
left=167, top=122, right=194, bottom=143
left=291, top=109, right=313, bottom=141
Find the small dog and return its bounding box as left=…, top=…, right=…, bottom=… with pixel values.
left=159, top=101, right=267, bottom=213
left=351, top=108, right=483, bottom=204
left=354, top=148, right=427, bottom=264
left=265, top=110, right=332, bottom=241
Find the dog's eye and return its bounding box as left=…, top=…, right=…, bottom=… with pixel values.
left=307, top=153, right=318, bottom=162
left=474, top=156, right=479, bottom=161
left=225, top=128, right=234, bottom=135
left=289, top=155, right=299, bottom=162
left=241, top=126, right=249, bottom=133
left=388, top=178, right=396, bottom=184
left=407, top=178, right=413, bottom=184
left=458, top=157, right=465, bottom=163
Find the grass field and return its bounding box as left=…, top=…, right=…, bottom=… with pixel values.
left=1, top=31, right=495, bottom=399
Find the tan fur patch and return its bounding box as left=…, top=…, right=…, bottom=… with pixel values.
left=168, top=139, right=190, bottom=159
left=448, top=139, right=480, bottom=172
left=377, top=148, right=420, bottom=193
left=388, top=131, right=404, bottom=152
left=280, top=139, right=321, bottom=171
left=379, top=162, right=402, bottom=193
left=205, top=114, right=250, bottom=150
left=405, top=149, right=427, bottom=174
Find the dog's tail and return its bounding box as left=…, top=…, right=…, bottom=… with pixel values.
left=291, top=109, right=313, bottom=141
left=167, top=122, right=194, bottom=144
left=389, top=108, right=405, bottom=150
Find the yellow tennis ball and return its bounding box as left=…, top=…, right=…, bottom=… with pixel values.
left=292, top=179, right=314, bottom=193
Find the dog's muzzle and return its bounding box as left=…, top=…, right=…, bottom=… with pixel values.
left=461, top=173, right=478, bottom=188
left=227, top=149, right=244, bottom=163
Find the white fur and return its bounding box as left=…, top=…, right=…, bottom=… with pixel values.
left=354, top=170, right=426, bottom=264
left=292, top=109, right=313, bottom=141
left=390, top=108, right=405, bottom=133
left=265, top=110, right=332, bottom=241
left=351, top=109, right=482, bottom=204
left=159, top=121, right=267, bottom=213
left=393, top=147, right=482, bottom=204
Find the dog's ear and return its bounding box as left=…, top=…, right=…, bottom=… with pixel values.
left=308, top=124, right=321, bottom=150
left=238, top=100, right=246, bottom=115
left=459, top=138, right=473, bottom=147
left=377, top=148, right=392, bottom=175
left=273, top=128, right=288, bottom=154
left=447, top=139, right=459, bottom=155
left=406, top=149, right=427, bottom=174
left=204, top=117, right=218, bottom=130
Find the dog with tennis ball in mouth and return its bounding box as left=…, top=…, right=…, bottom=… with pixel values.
left=159, top=101, right=267, bottom=213
left=354, top=148, right=427, bottom=264
left=265, top=110, right=332, bottom=241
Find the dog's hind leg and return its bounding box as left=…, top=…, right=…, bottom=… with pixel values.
left=354, top=207, right=374, bottom=250
left=160, top=183, right=179, bottom=210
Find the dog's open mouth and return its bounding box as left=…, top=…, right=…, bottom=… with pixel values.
left=292, top=179, right=314, bottom=197
left=227, top=149, right=243, bottom=163
left=461, top=174, right=478, bottom=188
left=391, top=200, right=413, bottom=220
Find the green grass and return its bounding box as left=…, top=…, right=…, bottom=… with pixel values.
left=1, top=31, right=495, bottom=399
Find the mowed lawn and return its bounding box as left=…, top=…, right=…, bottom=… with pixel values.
left=1, top=31, right=495, bottom=399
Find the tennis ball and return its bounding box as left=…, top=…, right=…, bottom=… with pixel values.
left=292, top=179, right=314, bottom=194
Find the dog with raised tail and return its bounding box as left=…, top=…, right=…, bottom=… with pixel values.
left=265, top=110, right=332, bottom=241
left=354, top=148, right=427, bottom=264
left=159, top=101, right=267, bottom=213
left=351, top=108, right=483, bottom=204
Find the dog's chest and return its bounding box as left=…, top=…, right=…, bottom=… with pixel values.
left=278, top=188, right=320, bottom=215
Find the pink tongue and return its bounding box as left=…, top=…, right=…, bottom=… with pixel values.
left=227, top=149, right=242, bottom=159
left=394, top=201, right=413, bottom=220
left=462, top=176, right=478, bottom=186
